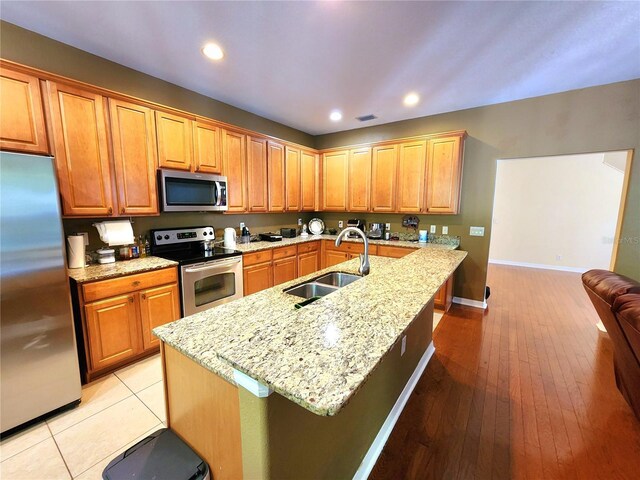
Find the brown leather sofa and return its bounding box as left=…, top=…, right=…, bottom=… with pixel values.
left=582, top=270, right=640, bottom=420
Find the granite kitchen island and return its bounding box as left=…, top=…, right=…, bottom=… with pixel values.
left=154, top=247, right=467, bottom=479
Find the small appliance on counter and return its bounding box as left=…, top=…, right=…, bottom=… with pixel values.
left=367, top=223, right=385, bottom=239
left=259, top=232, right=283, bottom=242
left=346, top=219, right=366, bottom=238
left=224, top=228, right=237, bottom=248
left=97, top=248, right=116, bottom=264
left=239, top=226, right=251, bottom=244
left=280, top=228, right=297, bottom=238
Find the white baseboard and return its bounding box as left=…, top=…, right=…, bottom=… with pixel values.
left=353, top=341, right=436, bottom=480
left=488, top=259, right=590, bottom=273
left=452, top=296, right=488, bottom=309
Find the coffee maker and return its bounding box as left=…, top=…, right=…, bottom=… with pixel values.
left=346, top=219, right=366, bottom=238
left=368, top=223, right=385, bottom=239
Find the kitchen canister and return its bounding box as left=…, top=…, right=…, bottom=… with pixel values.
left=67, top=234, right=86, bottom=268
left=418, top=230, right=428, bottom=243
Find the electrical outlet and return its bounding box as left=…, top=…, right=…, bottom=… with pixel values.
left=338, top=221, right=344, bottom=228
left=556, top=254, right=563, bottom=261
left=385, top=223, right=391, bottom=231
left=401, top=335, right=407, bottom=356
left=79, top=232, right=89, bottom=246
left=469, top=226, right=485, bottom=237
left=430, top=225, right=436, bottom=234
left=297, top=218, right=302, bottom=226
left=442, top=226, right=448, bottom=234
left=239, top=222, right=245, bottom=230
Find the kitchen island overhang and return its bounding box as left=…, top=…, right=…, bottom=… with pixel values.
left=155, top=248, right=467, bottom=479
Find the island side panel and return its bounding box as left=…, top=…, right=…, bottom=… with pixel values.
left=162, top=344, right=243, bottom=480
left=237, top=301, right=434, bottom=479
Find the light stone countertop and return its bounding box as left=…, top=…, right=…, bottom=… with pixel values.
left=67, top=256, right=178, bottom=283
left=154, top=247, right=467, bottom=416
left=230, top=233, right=459, bottom=254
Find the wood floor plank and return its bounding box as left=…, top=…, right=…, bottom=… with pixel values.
left=369, top=264, right=640, bottom=480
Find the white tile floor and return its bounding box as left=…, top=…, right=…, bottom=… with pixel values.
left=0, top=354, right=165, bottom=480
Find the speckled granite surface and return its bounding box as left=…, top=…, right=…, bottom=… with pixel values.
left=67, top=256, right=178, bottom=283
left=231, top=234, right=459, bottom=254
left=155, top=247, right=467, bottom=416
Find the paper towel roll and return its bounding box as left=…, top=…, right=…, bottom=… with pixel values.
left=67, top=234, right=85, bottom=269
left=94, top=220, right=135, bottom=246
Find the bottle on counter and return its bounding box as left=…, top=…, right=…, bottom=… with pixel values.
left=131, top=239, right=140, bottom=259
left=139, top=235, right=147, bottom=258
left=119, top=245, right=130, bottom=261
left=144, top=235, right=151, bottom=257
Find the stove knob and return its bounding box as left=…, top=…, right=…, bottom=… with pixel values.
left=164, top=235, right=170, bottom=240
left=203, top=231, right=207, bottom=236
left=156, top=235, right=162, bottom=241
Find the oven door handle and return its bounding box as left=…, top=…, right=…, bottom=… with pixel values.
left=184, top=257, right=241, bottom=273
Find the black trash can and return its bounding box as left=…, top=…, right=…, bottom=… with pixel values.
left=102, top=428, right=209, bottom=480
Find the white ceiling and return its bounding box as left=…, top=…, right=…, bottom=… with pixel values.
left=2, top=1, right=639, bottom=135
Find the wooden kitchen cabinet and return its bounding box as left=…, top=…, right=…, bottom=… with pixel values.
left=297, top=242, right=320, bottom=277
left=285, top=146, right=301, bottom=211
left=109, top=99, right=159, bottom=216
left=348, top=147, right=371, bottom=212
left=273, top=256, right=297, bottom=286
left=194, top=119, right=222, bottom=173
left=425, top=134, right=465, bottom=214
left=300, top=150, right=317, bottom=211
left=222, top=129, right=248, bottom=213
left=74, top=267, right=179, bottom=382
left=139, top=283, right=180, bottom=350
left=46, top=81, right=114, bottom=217
left=243, top=262, right=273, bottom=296
left=371, top=144, right=398, bottom=212
left=268, top=141, right=286, bottom=212
left=376, top=245, right=413, bottom=258
left=322, top=240, right=377, bottom=268
left=247, top=135, right=269, bottom=212
left=434, top=274, right=454, bottom=312
left=324, top=250, right=350, bottom=269
left=322, top=150, right=349, bottom=211
left=155, top=110, right=193, bottom=171
left=397, top=140, right=427, bottom=213
left=0, top=67, right=49, bottom=154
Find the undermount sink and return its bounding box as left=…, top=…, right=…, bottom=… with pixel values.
left=284, top=271, right=363, bottom=300
left=314, top=272, right=362, bottom=288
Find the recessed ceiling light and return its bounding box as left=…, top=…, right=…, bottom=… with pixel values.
left=329, top=110, right=343, bottom=122
left=202, top=43, right=224, bottom=61
left=403, top=92, right=420, bottom=106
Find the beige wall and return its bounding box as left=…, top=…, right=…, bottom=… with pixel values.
left=489, top=152, right=626, bottom=271
left=317, top=80, right=640, bottom=299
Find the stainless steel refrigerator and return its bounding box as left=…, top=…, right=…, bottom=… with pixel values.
left=1, top=151, right=81, bottom=434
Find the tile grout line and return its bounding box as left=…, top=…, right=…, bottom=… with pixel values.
left=45, top=422, right=73, bottom=480
left=0, top=434, right=51, bottom=465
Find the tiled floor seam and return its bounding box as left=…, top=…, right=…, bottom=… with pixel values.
left=46, top=422, right=73, bottom=480
left=0, top=435, right=50, bottom=465
left=134, top=381, right=165, bottom=425
left=47, top=392, right=135, bottom=437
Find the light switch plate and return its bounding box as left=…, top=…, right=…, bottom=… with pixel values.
left=430, top=225, right=436, bottom=234
left=239, top=222, right=245, bottom=229
left=338, top=221, right=344, bottom=228
left=79, top=232, right=89, bottom=246
left=442, top=226, right=449, bottom=234
left=470, top=226, right=485, bottom=237
left=298, top=218, right=302, bottom=226
left=401, top=335, right=407, bottom=356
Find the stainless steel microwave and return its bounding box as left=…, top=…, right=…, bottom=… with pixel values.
left=159, top=169, right=228, bottom=212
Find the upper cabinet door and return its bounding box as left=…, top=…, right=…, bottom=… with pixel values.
left=371, top=144, right=398, bottom=212
left=397, top=140, right=427, bottom=213
left=155, top=110, right=193, bottom=171
left=426, top=135, right=464, bottom=214
left=300, top=150, right=317, bottom=211
left=0, top=67, right=48, bottom=154
left=285, top=146, right=301, bottom=211
left=109, top=99, right=158, bottom=216
left=247, top=135, right=268, bottom=212
left=46, top=82, right=114, bottom=216
left=193, top=120, right=221, bottom=173
left=321, top=150, right=348, bottom=211
left=222, top=129, right=247, bottom=213
left=267, top=141, right=285, bottom=212
left=348, top=147, right=371, bottom=212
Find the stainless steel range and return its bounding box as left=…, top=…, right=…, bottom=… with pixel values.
left=151, top=227, right=243, bottom=316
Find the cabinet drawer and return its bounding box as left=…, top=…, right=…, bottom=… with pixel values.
left=377, top=245, right=415, bottom=258
left=297, top=241, right=319, bottom=254
left=272, top=245, right=297, bottom=260
left=243, top=249, right=273, bottom=267
left=82, top=267, right=178, bottom=303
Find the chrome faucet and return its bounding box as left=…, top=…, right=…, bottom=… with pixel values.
left=335, top=227, right=370, bottom=276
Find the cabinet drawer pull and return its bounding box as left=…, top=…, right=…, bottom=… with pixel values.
left=132, top=281, right=140, bottom=287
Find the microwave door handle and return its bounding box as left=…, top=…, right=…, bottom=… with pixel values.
left=184, top=258, right=241, bottom=273
left=215, top=181, right=222, bottom=206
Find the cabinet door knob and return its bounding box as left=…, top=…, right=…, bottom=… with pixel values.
left=128, top=296, right=134, bottom=303
left=107, top=207, right=113, bottom=215
left=141, top=293, right=146, bottom=300
left=121, top=207, right=126, bottom=214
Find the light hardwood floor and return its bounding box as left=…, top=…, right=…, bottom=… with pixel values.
left=371, top=264, right=640, bottom=479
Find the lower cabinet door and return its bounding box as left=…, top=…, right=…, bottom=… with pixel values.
left=85, top=294, right=141, bottom=371
left=323, top=250, right=349, bottom=269
left=243, top=262, right=273, bottom=296
left=298, top=251, right=320, bottom=277
left=139, top=284, right=180, bottom=351
left=273, top=256, right=297, bottom=286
